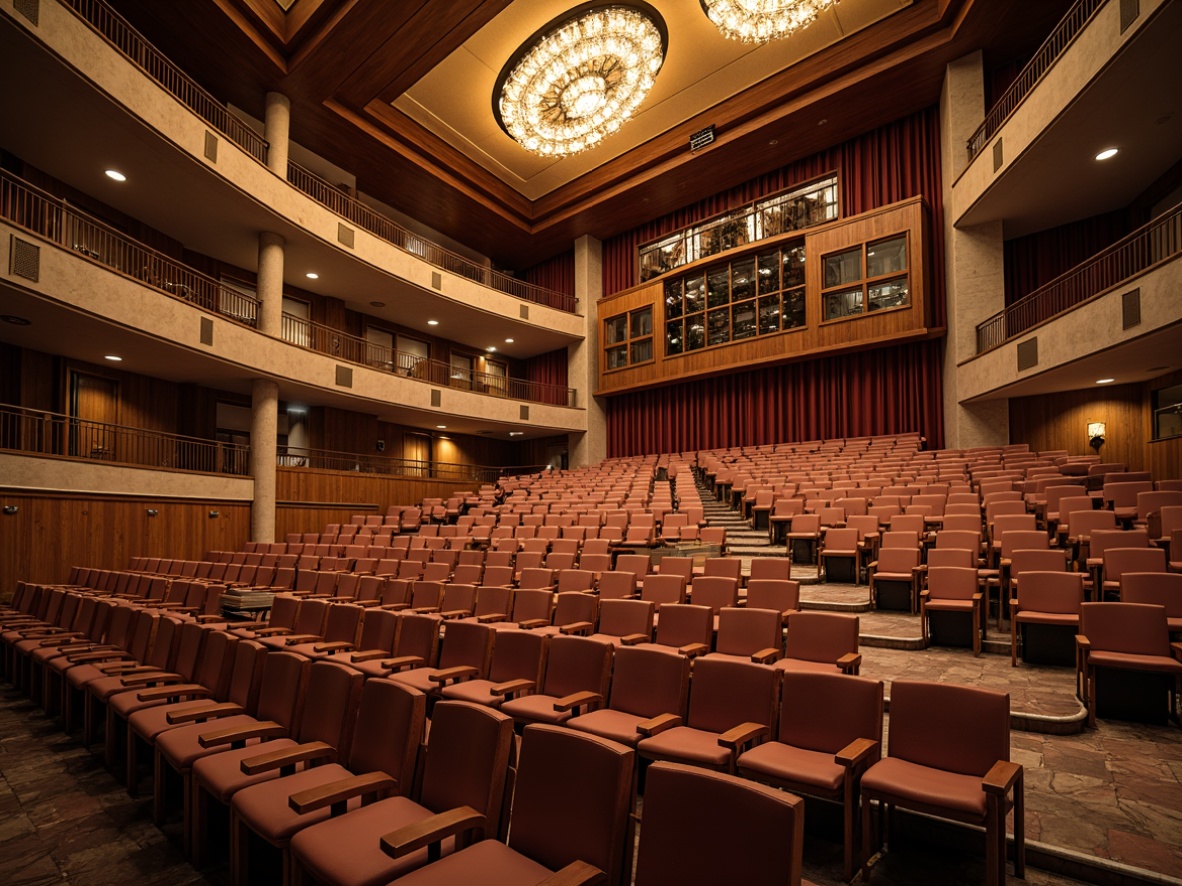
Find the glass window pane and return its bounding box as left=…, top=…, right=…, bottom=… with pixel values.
left=824, top=248, right=861, bottom=288
left=630, top=307, right=653, bottom=338
left=783, top=289, right=806, bottom=329
left=731, top=258, right=755, bottom=302
left=824, top=288, right=863, bottom=321
left=666, top=319, right=684, bottom=355
left=605, top=316, right=627, bottom=345
left=664, top=278, right=683, bottom=319
left=630, top=339, right=653, bottom=364
left=606, top=345, right=628, bottom=370
left=707, top=268, right=730, bottom=308
left=758, top=295, right=781, bottom=335
left=684, top=275, right=705, bottom=315
left=732, top=300, right=757, bottom=340
left=782, top=244, right=805, bottom=289
left=867, top=236, right=907, bottom=278
left=686, top=315, right=705, bottom=350
left=867, top=277, right=909, bottom=311
left=757, top=253, right=780, bottom=295
left=707, top=308, right=730, bottom=345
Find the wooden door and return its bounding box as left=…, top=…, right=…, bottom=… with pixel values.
left=69, top=372, right=119, bottom=460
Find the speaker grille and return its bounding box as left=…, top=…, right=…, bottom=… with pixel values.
left=204, top=132, right=218, bottom=162
left=520, top=305, right=529, bottom=320
left=1120, top=0, right=1140, bottom=32
left=200, top=317, right=214, bottom=345
left=338, top=224, right=354, bottom=248
left=992, top=138, right=1003, bottom=172
left=10, top=237, right=40, bottom=282
left=431, top=389, right=442, bottom=408
left=1122, top=288, right=1141, bottom=329
left=1017, top=338, right=1038, bottom=371
left=519, top=405, right=530, bottom=421
left=14, top=0, right=39, bottom=25
left=431, top=272, right=442, bottom=290
left=335, top=365, right=352, bottom=388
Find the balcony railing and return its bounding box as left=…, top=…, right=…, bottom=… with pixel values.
left=287, top=161, right=579, bottom=314
left=60, top=0, right=269, bottom=163
left=1, top=170, right=261, bottom=326
left=0, top=404, right=250, bottom=475
left=277, top=447, right=546, bottom=484
left=966, top=0, right=1105, bottom=160
left=976, top=202, right=1182, bottom=353
left=280, top=314, right=577, bottom=407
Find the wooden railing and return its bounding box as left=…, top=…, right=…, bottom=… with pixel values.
left=0, top=170, right=260, bottom=325
left=976, top=202, right=1182, bottom=353
left=287, top=161, right=579, bottom=314
left=280, top=314, right=577, bottom=407
left=277, top=446, right=546, bottom=484
left=966, top=0, right=1105, bottom=160
left=59, top=0, right=269, bottom=163
left=0, top=404, right=250, bottom=475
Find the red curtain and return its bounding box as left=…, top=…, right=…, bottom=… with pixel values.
left=606, top=338, right=945, bottom=457
left=524, top=348, right=570, bottom=406
left=521, top=250, right=576, bottom=297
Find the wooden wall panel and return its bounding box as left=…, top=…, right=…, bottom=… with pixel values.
left=0, top=492, right=250, bottom=599
left=276, top=467, right=482, bottom=516
left=1009, top=382, right=1150, bottom=473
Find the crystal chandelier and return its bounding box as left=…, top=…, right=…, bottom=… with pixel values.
left=495, top=5, right=667, bottom=157
left=700, top=0, right=840, bottom=45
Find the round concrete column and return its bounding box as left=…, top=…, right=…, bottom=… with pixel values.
left=249, top=378, right=279, bottom=543
left=264, top=92, right=291, bottom=176
left=257, top=232, right=285, bottom=337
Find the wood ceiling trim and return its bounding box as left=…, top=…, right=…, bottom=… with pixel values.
left=211, top=0, right=290, bottom=73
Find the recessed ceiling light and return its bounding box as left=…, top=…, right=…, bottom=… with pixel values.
left=369, top=301, right=385, bottom=308
left=509, top=432, right=525, bottom=437
left=104, top=355, right=123, bottom=362
left=436, top=425, right=447, bottom=429
left=1095, top=148, right=1118, bottom=161
left=104, top=169, right=127, bottom=182
left=504, top=338, right=515, bottom=344
left=427, top=320, right=439, bottom=326
left=1, top=315, right=31, bottom=326
left=305, top=272, right=319, bottom=280
left=1096, top=378, right=1115, bottom=384
left=487, top=346, right=497, bottom=352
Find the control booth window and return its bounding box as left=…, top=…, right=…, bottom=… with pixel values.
left=822, top=234, right=910, bottom=322
left=605, top=307, right=654, bottom=370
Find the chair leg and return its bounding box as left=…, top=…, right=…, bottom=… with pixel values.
left=861, top=795, right=875, bottom=881
left=1014, top=770, right=1026, bottom=878
left=1086, top=665, right=1097, bottom=728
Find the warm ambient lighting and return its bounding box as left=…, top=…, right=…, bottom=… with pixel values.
left=436, top=425, right=447, bottom=429
left=505, top=338, right=515, bottom=344
left=700, top=0, right=840, bottom=44
left=1096, top=378, right=1115, bottom=384
left=1095, top=148, right=1119, bottom=161
left=305, top=272, right=319, bottom=279
left=510, top=432, right=525, bottom=437
left=1087, top=421, right=1106, bottom=452
left=487, top=347, right=497, bottom=352
left=104, top=169, right=127, bottom=182
left=495, top=5, right=667, bottom=157
left=104, top=355, right=123, bottom=362
left=427, top=319, right=439, bottom=326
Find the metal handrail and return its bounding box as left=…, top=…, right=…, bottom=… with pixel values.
left=277, top=446, right=548, bottom=484
left=975, top=202, right=1182, bottom=353
left=59, top=0, right=269, bottom=163
left=0, top=403, right=250, bottom=474
left=0, top=170, right=260, bottom=325
left=286, top=161, right=579, bottom=314
left=966, top=0, right=1105, bottom=160
left=280, top=314, right=576, bottom=407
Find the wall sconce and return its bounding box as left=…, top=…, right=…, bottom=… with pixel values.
left=146, top=509, right=159, bottom=518
left=2, top=505, right=17, bottom=515
left=1087, top=421, right=1106, bottom=452
left=208, top=510, right=220, bottom=518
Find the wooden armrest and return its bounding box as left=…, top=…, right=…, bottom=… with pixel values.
left=982, top=760, right=1022, bottom=795
left=410, top=605, right=441, bottom=614
left=536, top=860, right=608, bottom=886
left=96, top=660, right=147, bottom=675
left=282, top=633, right=324, bottom=645
left=380, top=655, right=423, bottom=672
left=559, top=621, right=594, bottom=636
left=837, top=652, right=862, bottom=674
left=250, top=625, right=292, bottom=636
left=835, top=736, right=879, bottom=768
left=1075, top=634, right=1091, bottom=651
left=289, top=771, right=397, bottom=816
left=718, top=721, right=769, bottom=751
left=119, top=670, right=182, bottom=687
left=476, top=613, right=507, bottom=623
left=553, top=691, right=603, bottom=713
left=439, top=609, right=472, bottom=620
left=750, top=647, right=780, bottom=664
left=193, top=615, right=226, bottom=624
left=379, top=806, right=486, bottom=859
left=491, top=678, right=535, bottom=698
left=636, top=713, right=681, bottom=737
left=678, top=642, right=709, bottom=658
left=164, top=701, right=241, bottom=724
left=1084, top=558, right=1101, bottom=568
left=428, top=666, right=477, bottom=685
left=1170, top=642, right=1182, bottom=661
left=518, top=618, right=549, bottom=630
left=619, top=633, right=649, bottom=646
left=134, top=682, right=208, bottom=702
left=312, top=641, right=354, bottom=653
left=197, top=720, right=285, bottom=749
left=349, top=649, right=390, bottom=663
left=379, top=603, right=410, bottom=611
left=66, top=650, right=131, bottom=664
left=240, top=740, right=334, bottom=776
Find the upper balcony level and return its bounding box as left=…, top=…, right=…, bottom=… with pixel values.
left=950, top=0, right=1182, bottom=239
left=0, top=0, right=584, bottom=358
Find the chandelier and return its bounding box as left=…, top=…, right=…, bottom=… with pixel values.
left=700, top=0, right=840, bottom=45
left=495, top=4, right=667, bottom=157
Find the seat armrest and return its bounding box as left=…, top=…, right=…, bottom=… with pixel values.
left=837, top=652, right=862, bottom=674
left=379, top=806, right=486, bottom=859
left=312, top=641, right=354, bottom=653
left=1075, top=634, right=1091, bottom=652
left=380, top=655, right=424, bottom=672
left=636, top=713, right=682, bottom=737
left=518, top=618, right=550, bottom=630
left=559, top=621, right=594, bottom=636
left=750, top=647, right=781, bottom=664
left=410, top=605, right=441, bottom=614
left=164, top=701, right=241, bottom=724
left=1171, top=642, right=1182, bottom=662
left=718, top=722, right=769, bottom=752
left=288, top=771, right=398, bottom=816
left=379, top=603, right=410, bottom=611
left=553, top=691, right=603, bottom=713
left=197, top=720, right=285, bottom=749
left=835, top=736, right=879, bottom=769
left=619, top=633, right=649, bottom=646
left=66, top=650, right=131, bottom=664
left=476, top=613, right=508, bottom=624
left=678, top=642, right=710, bottom=659
left=491, top=678, right=535, bottom=698
left=96, top=660, right=146, bottom=675
left=982, top=760, right=1022, bottom=795
left=283, top=633, right=324, bottom=645
left=250, top=625, right=293, bottom=636
left=439, top=609, right=472, bottom=620
left=349, top=649, right=390, bottom=663
left=536, top=860, right=608, bottom=886
left=428, top=665, right=478, bottom=685
left=240, top=740, right=334, bottom=776
left=119, top=670, right=182, bottom=687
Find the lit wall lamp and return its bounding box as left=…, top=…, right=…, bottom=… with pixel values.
left=1087, top=421, right=1106, bottom=452
left=146, top=509, right=159, bottom=518
left=208, top=510, right=220, bottom=518
left=3, top=505, right=18, bottom=515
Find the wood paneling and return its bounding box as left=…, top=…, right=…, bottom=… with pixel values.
left=276, top=467, right=481, bottom=518
left=1009, top=383, right=1150, bottom=473
left=0, top=492, right=250, bottom=597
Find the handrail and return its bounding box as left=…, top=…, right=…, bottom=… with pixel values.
left=286, top=161, right=579, bottom=314
left=276, top=446, right=548, bottom=484
left=966, top=0, right=1105, bottom=160
left=975, top=202, right=1182, bottom=353
left=280, top=314, right=576, bottom=407
left=59, top=0, right=269, bottom=163
left=0, top=404, right=250, bottom=475
left=0, top=170, right=261, bottom=326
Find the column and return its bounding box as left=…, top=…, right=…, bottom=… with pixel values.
left=249, top=378, right=279, bottom=543
left=940, top=51, right=1010, bottom=449
left=568, top=234, right=607, bottom=467
left=264, top=92, right=291, bottom=177
left=257, top=231, right=285, bottom=337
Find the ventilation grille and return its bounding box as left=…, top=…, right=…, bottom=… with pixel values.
left=431, top=272, right=442, bottom=290
left=520, top=305, right=529, bottom=320
left=519, top=405, right=530, bottom=421
left=14, top=0, right=39, bottom=26
left=335, top=365, right=352, bottom=388
left=337, top=224, right=354, bottom=248
left=1016, top=338, right=1038, bottom=371
left=204, top=132, right=218, bottom=162
left=430, top=389, right=442, bottom=408
left=992, top=138, right=1004, bottom=172
left=10, top=237, right=40, bottom=282
left=1122, top=288, right=1141, bottom=329
left=200, top=317, right=214, bottom=345
left=1120, top=0, right=1140, bottom=32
